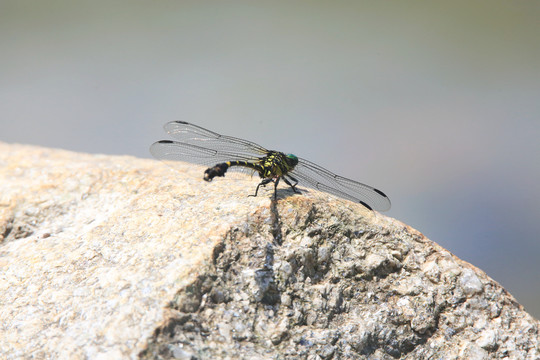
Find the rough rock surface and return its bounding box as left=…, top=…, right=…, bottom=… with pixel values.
left=0, top=142, right=538, bottom=360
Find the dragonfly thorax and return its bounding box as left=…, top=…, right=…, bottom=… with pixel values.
left=259, top=151, right=297, bottom=179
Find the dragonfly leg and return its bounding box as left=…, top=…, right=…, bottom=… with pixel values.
left=283, top=175, right=300, bottom=193
left=249, top=178, right=273, bottom=198
left=272, top=177, right=281, bottom=200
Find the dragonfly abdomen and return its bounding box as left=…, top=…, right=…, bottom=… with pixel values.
left=204, top=161, right=263, bottom=182
left=203, top=152, right=295, bottom=182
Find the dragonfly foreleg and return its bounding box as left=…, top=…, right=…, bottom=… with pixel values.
left=283, top=175, right=299, bottom=193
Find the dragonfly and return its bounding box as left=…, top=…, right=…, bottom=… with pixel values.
left=150, top=121, right=391, bottom=211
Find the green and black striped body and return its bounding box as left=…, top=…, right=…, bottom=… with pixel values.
left=204, top=151, right=299, bottom=199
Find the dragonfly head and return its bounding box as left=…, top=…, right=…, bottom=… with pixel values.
left=286, top=154, right=299, bottom=167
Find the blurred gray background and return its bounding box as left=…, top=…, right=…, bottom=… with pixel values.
left=1, top=1, right=539, bottom=317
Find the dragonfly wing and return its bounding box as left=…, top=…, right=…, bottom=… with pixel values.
left=150, top=140, right=260, bottom=176
left=163, top=121, right=268, bottom=157
left=290, top=157, right=391, bottom=211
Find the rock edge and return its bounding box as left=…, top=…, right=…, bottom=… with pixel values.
left=0, top=143, right=538, bottom=360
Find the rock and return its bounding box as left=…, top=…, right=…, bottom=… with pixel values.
left=0, top=142, right=538, bottom=359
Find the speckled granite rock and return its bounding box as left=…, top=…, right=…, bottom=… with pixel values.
left=0, top=143, right=538, bottom=360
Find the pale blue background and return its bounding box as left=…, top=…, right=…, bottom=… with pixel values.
left=1, top=1, right=539, bottom=317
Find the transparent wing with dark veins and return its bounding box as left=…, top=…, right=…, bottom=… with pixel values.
left=150, top=140, right=260, bottom=176
left=163, top=121, right=268, bottom=157
left=150, top=121, right=271, bottom=176
left=290, top=157, right=391, bottom=212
